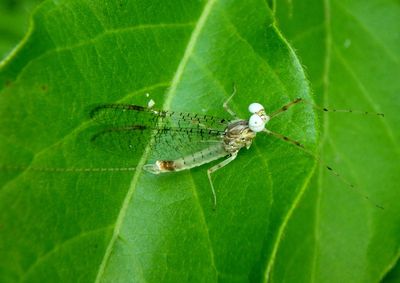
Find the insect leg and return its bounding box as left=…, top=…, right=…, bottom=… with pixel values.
left=263, top=129, right=305, bottom=149
left=307, top=102, right=384, bottom=117
left=223, top=84, right=238, bottom=118
left=207, top=153, right=237, bottom=210
left=263, top=129, right=384, bottom=209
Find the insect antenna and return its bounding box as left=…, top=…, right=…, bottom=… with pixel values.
left=263, top=128, right=384, bottom=210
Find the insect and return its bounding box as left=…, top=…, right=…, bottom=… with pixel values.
left=90, top=88, right=315, bottom=209
left=1, top=87, right=384, bottom=209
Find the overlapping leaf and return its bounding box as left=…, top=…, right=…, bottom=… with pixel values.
left=272, top=1, right=400, bottom=282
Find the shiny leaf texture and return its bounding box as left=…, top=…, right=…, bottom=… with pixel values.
left=0, top=0, right=317, bottom=282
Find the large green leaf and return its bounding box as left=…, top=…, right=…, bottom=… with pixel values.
left=272, top=0, right=400, bottom=282
left=0, top=0, right=317, bottom=282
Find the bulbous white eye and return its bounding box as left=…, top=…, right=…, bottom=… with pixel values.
left=248, top=103, right=264, bottom=114
left=249, top=114, right=265, bottom=132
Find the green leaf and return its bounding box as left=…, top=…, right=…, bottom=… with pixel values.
left=0, top=0, right=317, bottom=282
left=0, top=0, right=42, bottom=59
left=272, top=0, right=400, bottom=282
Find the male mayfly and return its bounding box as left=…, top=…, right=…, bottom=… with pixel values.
left=90, top=87, right=376, bottom=209
left=91, top=95, right=276, bottom=208
left=2, top=88, right=384, bottom=209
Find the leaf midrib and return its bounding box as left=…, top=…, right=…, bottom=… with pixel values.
left=94, top=0, right=218, bottom=281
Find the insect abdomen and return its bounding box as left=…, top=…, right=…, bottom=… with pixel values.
left=143, top=144, right=228, bottom=174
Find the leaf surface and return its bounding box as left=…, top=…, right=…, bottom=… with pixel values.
left=272, top=0, right=400, bottom=282
left=0, top=0, right=42, bottom=59
left=0, top=0, right=316, bottom=282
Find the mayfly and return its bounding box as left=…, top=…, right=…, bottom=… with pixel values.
left=91, top=96, right=273, bottom=208
left=1, top=88, right=384, bottom=209
left=89, top=88, right=384, bottom=209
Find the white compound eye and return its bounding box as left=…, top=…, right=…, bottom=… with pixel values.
left=248, top=103, right=264, bottom=114
left=249, top=114, right=265, bottom=132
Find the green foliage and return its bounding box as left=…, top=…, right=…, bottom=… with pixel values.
left=0, top=0, right=42, bottom=59
left=0, top=0, right=398, bottom=282
left=273, top=0, right=400, bottom=282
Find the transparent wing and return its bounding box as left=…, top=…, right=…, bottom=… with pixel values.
left=90, top=104, right=230, bottom=131
left=91, top=125, right=225, bottom=161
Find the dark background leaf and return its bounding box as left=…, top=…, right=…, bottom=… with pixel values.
left=272, top=0, right=400, bottom=282
left=0, top=0, right=42, bottom=59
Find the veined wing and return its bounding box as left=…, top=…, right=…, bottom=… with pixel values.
left=90, top=104, right=230, bottom=131
left=91, top=125, right=226, bottom=161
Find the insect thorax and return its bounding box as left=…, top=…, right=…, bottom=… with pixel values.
left=223, top=120, right=256, bottom=153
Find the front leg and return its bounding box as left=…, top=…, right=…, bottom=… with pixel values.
left=223, top=84, right=238, bottom=119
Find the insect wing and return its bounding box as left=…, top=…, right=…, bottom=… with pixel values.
left=91, top=125, right=225, bottom=161
left=90, top=104, right=230, bottom=131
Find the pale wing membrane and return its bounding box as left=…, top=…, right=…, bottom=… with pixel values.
left=91, top=125, right=225, bottom=161
left=90, top=104, right=230, bottom=131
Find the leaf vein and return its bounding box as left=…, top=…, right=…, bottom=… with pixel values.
left=94, top=0, right=218, bottom=280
